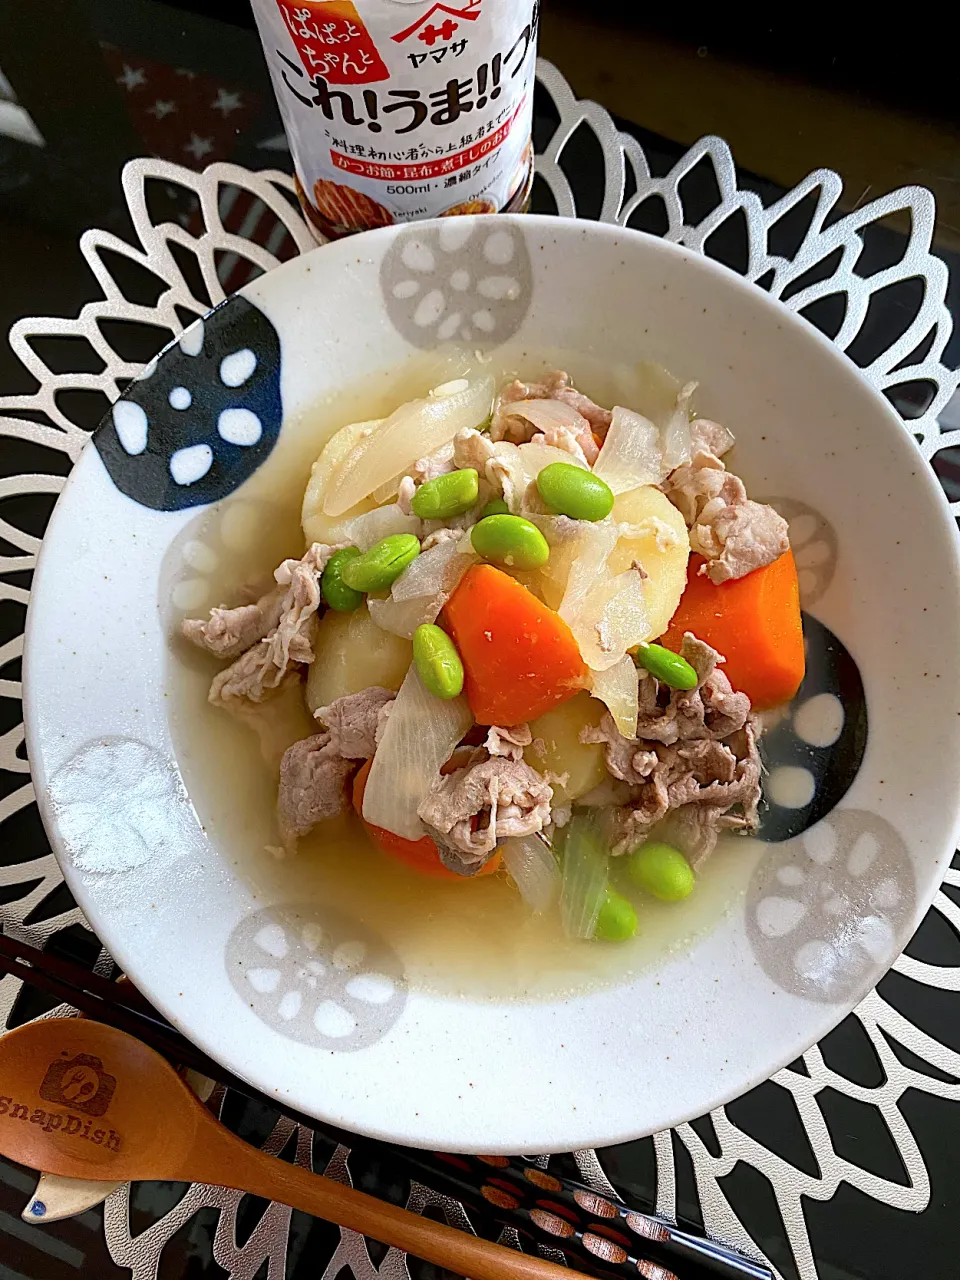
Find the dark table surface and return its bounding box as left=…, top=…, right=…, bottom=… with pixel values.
left=2, top=4, right=960, bottom=1279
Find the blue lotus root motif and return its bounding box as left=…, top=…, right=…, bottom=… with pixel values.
left=94, top=297, right=282, bottom=511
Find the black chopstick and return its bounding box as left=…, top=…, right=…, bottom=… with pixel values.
left=0, top=934, right=219, bottom=1075
left=0, top=931, right=770, bottom=1280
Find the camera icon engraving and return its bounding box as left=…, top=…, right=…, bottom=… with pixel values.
left=39, top=1053, right=117, bottom=1117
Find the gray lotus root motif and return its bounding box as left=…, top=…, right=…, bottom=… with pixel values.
left=747, top=809, right=916, bottom=1003
left=763, top=497, right=838, bottom=607
left=226, top=904, right=406, bottom=1051
left=381, top=220, right=532, bottom=348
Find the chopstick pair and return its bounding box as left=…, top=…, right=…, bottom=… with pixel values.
left=0, top=931, right=770, bottom=1280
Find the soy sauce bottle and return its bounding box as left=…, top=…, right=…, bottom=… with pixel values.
left=251, top=0, right=539, bottom=240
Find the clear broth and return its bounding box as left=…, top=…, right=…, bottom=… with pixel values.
left=166, top=345, right=763, bottom=1001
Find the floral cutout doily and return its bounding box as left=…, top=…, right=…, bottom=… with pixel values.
left=2, top=59, right=960, bottom=1280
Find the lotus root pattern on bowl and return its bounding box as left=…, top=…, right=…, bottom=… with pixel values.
left=226, top=904, right=407, bottom=1051
left=94, top=296, right=283, bottom=512
left=747, top=809, right=916, bottom=1003
left=380, top=219, right=532, bottom=347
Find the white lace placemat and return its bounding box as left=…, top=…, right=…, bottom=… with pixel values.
left=2, top=58, right=959, bottom=1280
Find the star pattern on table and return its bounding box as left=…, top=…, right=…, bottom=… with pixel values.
left=117, top=64, right=146, bottom=91
left=98, top=40, right=260, bottom=172
left=211, top=88, right=243, bottom=117
left=184, top=133, right=214, bottom=161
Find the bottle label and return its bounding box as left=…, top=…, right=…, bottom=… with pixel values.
left=251, top=0, right=538, bottom=237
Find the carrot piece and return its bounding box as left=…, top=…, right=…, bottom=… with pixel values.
left=661, top=551, right=804, bottom=710
left=443, top=564, right=588, bottom=725
left=352, top=760, right=500, bottom=880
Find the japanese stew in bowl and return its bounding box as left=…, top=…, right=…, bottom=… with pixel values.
left=173, top=357, right=802, bottom=996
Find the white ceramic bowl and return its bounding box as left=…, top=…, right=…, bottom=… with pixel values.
left=24, top=216, right=960, bottom=1153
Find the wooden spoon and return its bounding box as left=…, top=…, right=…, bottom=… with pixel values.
left=21, top=1068, right=216, bottom=1223
left=0, top=1018, right=567, bottom=1280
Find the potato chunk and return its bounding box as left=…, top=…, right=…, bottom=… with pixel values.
left=306, top=608, right=412, bottom=712
left=609, top=485, right=690, bottom=639
left=528, top=691, right=608, bottom=803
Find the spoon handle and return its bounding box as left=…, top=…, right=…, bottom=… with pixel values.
left=183, top=1123, right=578, bottom=1280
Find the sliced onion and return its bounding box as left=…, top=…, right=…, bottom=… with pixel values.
left=301, top=419, right=383, bottom=545
left=391, top=538, right=474, bottom=600
left=338, top=503, right=420, bottom=551
left=483, top=439, right=590, bottom=517
left=369, top=543, right=477, bottom=637
left=527, top=513, right=583, bottom=546
left=661, top=381, right=697, bottom=474
left=625, top=361, right=683, bottom=427
left=569, top=569, right=651, bottom=672
left=530, top=514, right=589, bottom=610
left=589, top=655, right=639, bottom=739
left=560, top=812, right=609, bottom=940
left=558, top=523, right=619, bottom=623
left=505, top=399, right=589, bottom=434
left=367, top=594, right=440, bottom=638
left=432, top=377, right=470, bottom=398
left=516, top=440, right=588, bottom=477
left=371, top=472, right=406, bottom=506
left=593, top=406, right=662, bottom=494
left=324, top=377, right=494, bottom=517
left=485, top=440, right=526, bottom=512
left=500, top=833, right=560, bottom=915
left=362, top=665, right=473, bottom=839
left=371, top=440, right=457, bottom=506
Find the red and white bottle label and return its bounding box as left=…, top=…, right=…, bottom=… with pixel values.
left=252, top=0, right=539, bottom=238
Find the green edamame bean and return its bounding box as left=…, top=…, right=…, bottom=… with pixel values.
left=481, top=495, right=510, bottom=519
left=536, top=461, right=614, bottom=522
left=626, top=840, right=694, bottom=901
left=635, top=642, right=699, bottom=691
left=470, top=514, right=550, bottom=570
left=411, top=468, right=479, bottom=520
left=321, top=546, right=365, bottom=613
left=341, top=533, right=421, bottom=593
left=413, top=623, right=464, bottom=700
left=594, top=888, right=638, bottom=941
